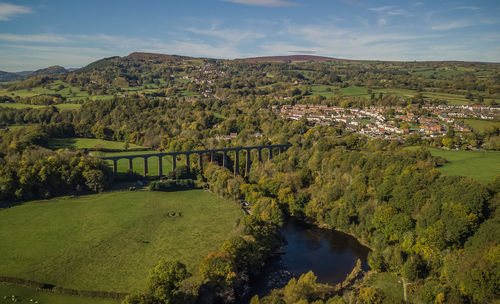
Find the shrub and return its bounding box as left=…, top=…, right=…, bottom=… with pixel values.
left=150, top=179, right=195, bottom=192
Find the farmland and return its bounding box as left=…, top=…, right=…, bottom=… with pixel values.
left=408, top=146, right=500, bottom=184
left=0, top=283, right=120, bottom=304
left=49, top=138, right=146, bottom=150
left=0, top=102, right=81, bottom=110
left=0, top=190, right=243, bottom=293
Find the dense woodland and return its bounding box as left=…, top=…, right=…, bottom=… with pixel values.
left=0, top=54, right=498, bottom=303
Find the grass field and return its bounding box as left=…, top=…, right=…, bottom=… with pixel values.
left=408, top=146, right=500, bottom=184
left=340, top=86, right=369, bottom=97
left=49, top=138, right=146, bottom=150
left=0, top=283, right=120, bottom=304
left=460, top=119, right=500, bottom=132
left=364, top=272, right=405, bottom=301
left=0, top=103, right=81, bottom=110
left=311, top=85, right=336, bottom=98
left=0, top=190, right=243, bottom=293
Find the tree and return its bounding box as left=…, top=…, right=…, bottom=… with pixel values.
left=83, top=169, right=106, bottom=192
left=148, top=260, right=191, bottom=303
left=199, top=251, right=238, bottom=292
left=123, top=260, right=191, bottom=304
left=283, top=271, right=332, bottom=303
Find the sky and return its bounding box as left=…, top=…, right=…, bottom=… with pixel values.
left=0, top=0, right=499, bottom=71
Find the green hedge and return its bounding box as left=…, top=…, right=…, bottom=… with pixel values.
left=149, top=179, right=195, bottom=191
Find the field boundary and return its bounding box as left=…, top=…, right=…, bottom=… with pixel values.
left=0, top=276, right=128, bottom=300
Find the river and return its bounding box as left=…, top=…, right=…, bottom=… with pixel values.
left=238, top=218, right=370, bottom=302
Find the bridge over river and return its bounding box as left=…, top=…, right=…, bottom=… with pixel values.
left=98, top=144, right=292, bottom=177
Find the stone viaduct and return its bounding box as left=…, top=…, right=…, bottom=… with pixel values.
left=99, top=144, right=292, bottom=177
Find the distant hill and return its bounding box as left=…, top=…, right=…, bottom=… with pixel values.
left=126, top=52, right=181, bottom=61
left=75, top=56, right=119, bottom=73
left=0, top=65, right=68, bottom=82
left=239, top=55, right=342, bottom=63
left=28, top=65, right=68, bottom=77
left=0, top=71, right=20, bottom=82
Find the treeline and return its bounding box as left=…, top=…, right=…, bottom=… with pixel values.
left=0, top=125, right=112, bottom=203
left=0, top=148, right=112, bottom=203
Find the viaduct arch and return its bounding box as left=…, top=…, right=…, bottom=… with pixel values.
left=98, top=144, right=292, bottom=177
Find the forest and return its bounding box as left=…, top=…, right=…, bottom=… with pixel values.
left=0, top=54, right=498, bottom=303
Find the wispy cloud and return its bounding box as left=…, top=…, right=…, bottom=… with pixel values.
left=0, top=33, right=67, bottom=43
left=387, top=9, right=406, bottom=16
left=0, top=2, right=32, bottom=21
left=221, top=0, right=295, bottom=7
left=453, top=6, right=480, bottom=11
left=378, top=18, right=387, bottom=26
left=369, top=6, right=394, bottom=12
left=430, top=21, right=472, bottom=31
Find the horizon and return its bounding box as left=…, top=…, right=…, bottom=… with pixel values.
left=6, top=52, right=500, bottom=73
left=1, top=0, right=500, bottom=71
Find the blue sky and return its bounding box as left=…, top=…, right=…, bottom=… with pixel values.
left=0, top=0, right=499, bottom=71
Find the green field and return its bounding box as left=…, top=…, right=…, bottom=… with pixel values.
left=311, top=85, right=336, bottom=98
left=0, top=103, right=81, bottom=110
left=364, top=272, right=405, bottom=301
left=49, top=138, right=146, bottom=150
left=0, top=190, right=243, bottom=293
left=0, top=283, right=119, bottom=304
left=460, top=119, right=500, bottom=132
left=340, top=86, right=369, bottom=97
left=408, top=146, right=500, bottom=184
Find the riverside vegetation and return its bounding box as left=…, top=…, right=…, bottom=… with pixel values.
left=0, top=53, right=498, bottom=303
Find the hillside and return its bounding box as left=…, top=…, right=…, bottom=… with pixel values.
left=0, top=66, right=67, bottom=82
left=240, top=54, right=342, bottom=62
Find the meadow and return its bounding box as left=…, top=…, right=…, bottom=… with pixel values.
left=0, top=283, right=120, bottom=304
left=0, top=103, right=81, bottom=110
left=408, top=146, right=500, bottom=184
left=0, top=190, right=243, bottom=293
left=49, top=138, right=146, bottom=150
left=364, top=272, right=405, bottom=302
left=460, top=118, right=500, bottom=132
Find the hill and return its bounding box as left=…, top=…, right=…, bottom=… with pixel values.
left=28, top=65, right=68, bottom=77
left=239, top=54, right=342, bottom=62
left=0, top=66, right=67, bottom=82
left=126, top=52, right=185, bottom=61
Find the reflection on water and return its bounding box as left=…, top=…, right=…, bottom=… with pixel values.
left=238, top=218, right=370, bottom=302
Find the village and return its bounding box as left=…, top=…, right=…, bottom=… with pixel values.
left=272, top=103, right=500, bottom=139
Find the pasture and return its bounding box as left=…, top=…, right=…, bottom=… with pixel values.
left=0, top=283, right=120, bottom=304
left=460, top=119, right=500, bottom=133
left=0, top=190, right=243, bottom=293
left=0, top=103, right=81, bottom=110
left=364, top=272, right=404, bottom=302
left=49, top=138, right=146, bottom=150
left=408, top=146, right=500, bottom=184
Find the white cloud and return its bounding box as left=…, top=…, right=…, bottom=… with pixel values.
left=221, top=0, right=295, bottom=7
left=369, top=6, right=394, bottom=12
left=453, top=6, right=480, bottom=11
left=387, top=9, right=406, bottom=16
left=430, top=21, right=472, bottom=31
left=0, top=2, right=32, bottom=21
left=378, top=18, right=387, bottom=26
left=0, top=33, right=68, bottom=43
